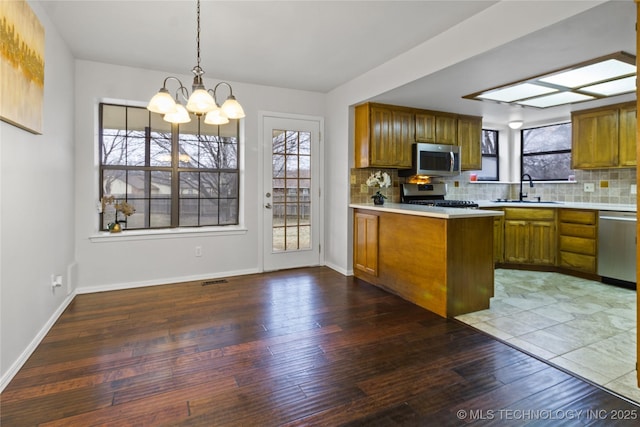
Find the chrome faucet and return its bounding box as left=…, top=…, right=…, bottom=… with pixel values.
left=520, top=173, right=534, bottom=201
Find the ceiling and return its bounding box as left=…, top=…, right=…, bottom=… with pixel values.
left=37, top=0, right=636, bottom=126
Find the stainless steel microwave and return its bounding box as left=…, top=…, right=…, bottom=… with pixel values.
left=399, top=143, right=461, bottom=177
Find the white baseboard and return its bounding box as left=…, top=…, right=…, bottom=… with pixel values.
left=0, top=292, right=76, bottom=393
left=75, top=268, right=261, bottom=294
left=324, top=261, right=351, bottom=276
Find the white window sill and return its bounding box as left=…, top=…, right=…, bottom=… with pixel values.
left=89, top=225, right=248, bottom=243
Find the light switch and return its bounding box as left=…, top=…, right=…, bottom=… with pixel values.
left=583, top=183, right=595, bottom=192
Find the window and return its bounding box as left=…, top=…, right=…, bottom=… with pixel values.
left=477, top=129, right=499, bottom=181
left=99, top=103, right=239, bottom=231
left=521, top=122, right=573, bottom=181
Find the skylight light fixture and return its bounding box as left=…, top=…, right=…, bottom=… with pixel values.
left=463, top=52, right=636, bottom=108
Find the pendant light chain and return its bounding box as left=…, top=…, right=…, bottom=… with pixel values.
left=195, top=0, right=201, bottom=74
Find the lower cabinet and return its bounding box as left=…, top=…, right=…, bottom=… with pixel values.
left=493, top=213, right=504, bottom=263
left=503, top=208, right=556, bottom=266
left=354, top=211, right=379, bottom=276
left=558, top=209, right=597, bottom=273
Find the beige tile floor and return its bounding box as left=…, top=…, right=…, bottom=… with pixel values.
left=456, top=268, right=640, bottom=404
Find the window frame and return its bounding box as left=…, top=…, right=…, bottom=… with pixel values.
left=478, top=128, right=499, bottom=181
left=520, top=122, right=572, bottom=182
left=98, top=102, right=240, bottom=232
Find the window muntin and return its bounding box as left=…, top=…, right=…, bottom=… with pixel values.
left=521, top=122, right=573, bottom=181
left=477, top=129, right=499, bottom=181
left=99, top=103, right=239, bottom=231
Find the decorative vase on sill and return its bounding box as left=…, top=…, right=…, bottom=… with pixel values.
left=372, top=191, right=386, bottom=206
left=109, top=222, right=122, bottom=233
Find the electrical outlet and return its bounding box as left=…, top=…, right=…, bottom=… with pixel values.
left=195, top=246, right=202, bottom=257
left=360, top=184, right=368, bottom=193
left=631, top=184, right=637, bottom=195
left=350, top=174, right=356, bottom=185
left=50, top=274, right=63, bottom=288
left=583, top=183, right=595, bottom=192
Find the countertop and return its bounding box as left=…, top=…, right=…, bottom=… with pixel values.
left=349, top=203, right=504, bottom=219
left=476, top=200, right=637, bottom=212
left=350, top=200, right=637, bottom=219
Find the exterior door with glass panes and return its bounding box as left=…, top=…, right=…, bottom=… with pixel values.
left=263, top=115, right=321, bottom=271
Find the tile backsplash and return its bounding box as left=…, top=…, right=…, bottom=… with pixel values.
left=350, top=168, right=637, bottom=205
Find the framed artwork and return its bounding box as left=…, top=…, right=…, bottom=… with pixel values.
left=0, top=0, right=45, bottom=134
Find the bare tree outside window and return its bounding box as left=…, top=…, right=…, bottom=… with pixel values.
left=478, top=129, right=499, bottom=181
left=522, top=123, right=573, bottom=181
left=99, top=103, right=239, bottom=231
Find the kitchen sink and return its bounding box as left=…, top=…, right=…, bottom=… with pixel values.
left=492, top=199, right=562, bottom=204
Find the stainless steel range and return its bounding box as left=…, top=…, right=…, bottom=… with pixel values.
left=401, top=183, right=479, bottom=208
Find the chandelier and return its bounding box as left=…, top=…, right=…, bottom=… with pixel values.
left=147, top=0, right=245, bottom=125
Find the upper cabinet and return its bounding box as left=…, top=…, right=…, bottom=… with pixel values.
left=415, top=111, right=457, bottom=145
left=354, top=103, right=414, bottom=168
left=457, top=115, right=482, bottom=170
left=571, top=101, right=636, bottom=169
left=354, top=102, right=483, bottom=170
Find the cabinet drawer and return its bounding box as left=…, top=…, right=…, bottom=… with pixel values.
left=504, top=208, right=555, bottom=221
left=559, top=235, right=596, bottom=255
left=559, top=251, right=596, bottom=273
left=559, top=209, right=597, bottom=225
left=559, top=223, right=597, bottom=239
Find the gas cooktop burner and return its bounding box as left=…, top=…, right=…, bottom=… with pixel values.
left=406, top=200, right=479, bottom=209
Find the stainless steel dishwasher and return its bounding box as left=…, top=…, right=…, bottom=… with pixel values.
left=598, top=210, right=636, bottom=284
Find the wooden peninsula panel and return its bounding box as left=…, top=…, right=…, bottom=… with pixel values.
left=353, top=208, right=494, bottom=318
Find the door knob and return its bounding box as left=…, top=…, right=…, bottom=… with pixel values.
left=265, top=203, right=272, bottom=209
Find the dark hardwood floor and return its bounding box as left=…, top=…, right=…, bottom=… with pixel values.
left=1, top=266, right=639, bottom=426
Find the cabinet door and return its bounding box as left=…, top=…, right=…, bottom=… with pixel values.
left=436, top=115, right=458, bottom=145
left=618, top=105, right=637, bottom=167
left=458, top=115, right=482, bottom=170
left=370, top=106, right=394, bottom=167
left=354, top=212, right=379, bottom=276
left=529, top=221, right=556, bottom=265
left=415, top=113, right=436, bottom=143
left=391, top=109, right=414, bottom=168
left=493, top=215, right=504, bottom=263
left=571, top=108, right=619, bottom=169
left=504, top=220, right=529, bottom=263
left=370, top=106, right=413, bottom=168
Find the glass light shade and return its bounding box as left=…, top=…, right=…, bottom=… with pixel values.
left=516, top=92, right=595, bottom=108
left=539, top=59, right=636, bottom=88
left=147, top=89, right=178, bottom=114
left=163, top=103, right=191, bottom=124
left=477, top=83, right=557, bottom=103
left=186, top=89, right=216, bottom=114
left=204, top=107, right=229, bottom=125
left=508, top=120, right=524, bottom=130
left=581, top=76, right=636, bottom=96
left=221, top=96, right=246, bottom=119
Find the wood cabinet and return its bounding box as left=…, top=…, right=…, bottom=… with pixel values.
left=354, top=102, right=483, bottom=170
left=354, top=103, right=414, bottom=168
left=571, top=101, right=636, bottom=169
left=415, top=111, right=457, bottom=145
left=354, top=212, right=379, bottom=276
left=618, top=104, right=637, bottom=167
left=457, top=115, right=482, bottom=170
left=558, top=209, right=597, bottom=273
left=493, top=213, right=504, bottom=263
left=353, top=208, right=496, bottom=318
left=503, top=208, right=556, bottom=265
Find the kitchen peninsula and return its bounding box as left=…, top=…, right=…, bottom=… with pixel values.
left=350, top=203, right=503, bottom=318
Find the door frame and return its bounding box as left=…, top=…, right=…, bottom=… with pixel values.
left=258, top=111, right=325, bottom=272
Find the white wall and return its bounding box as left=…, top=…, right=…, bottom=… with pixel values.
left=0, top=1, right=75, bottom=387
left=73, top=61, right=326, bottom=292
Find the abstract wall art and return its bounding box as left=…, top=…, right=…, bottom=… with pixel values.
left=1, top=0, right=45, bottom=134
